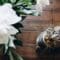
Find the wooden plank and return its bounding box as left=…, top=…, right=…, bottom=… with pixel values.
left=17, top=31, right=39, bottom=44
left=53, top=0, right=60, bottom=9
left=16, top=44, right=37, bottom=58
left=16, top=44, right=55, bottom=60
left=25, top=11, right=52, bottom=21
left=22, top=23, right=51, bottom=31
left=22, top=11, right=52, bottom=31
left=54, top=21, right=60, bottom=27
left=53, top=12, right=60, bottom=21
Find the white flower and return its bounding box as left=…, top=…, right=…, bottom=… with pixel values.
left=0, top=3, right=22, bottom=25
left=0, top=3, right=22, bottom=50
left=32, top=0, right=50, bottom=15
left=0, top=27, right=9, bottom=44
left=36, top=0, right=50, bottom=6
left=0, top=24, right=18, bottom=44
left=36, top=0, right=50, bottom=9
left=5, top=25, right=18, bottom=35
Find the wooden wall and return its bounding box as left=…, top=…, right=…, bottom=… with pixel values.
left=16, top=0, right=60, bottom=60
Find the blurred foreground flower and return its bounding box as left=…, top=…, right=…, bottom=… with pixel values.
left=0, top=3, right=21, bottom=46
left=0, top=3, right=23, bottom=60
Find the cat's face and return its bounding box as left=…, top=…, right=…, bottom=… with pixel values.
left=44, top=36, right=55, bottom=47
left=36, top=27, right=60, bottom=48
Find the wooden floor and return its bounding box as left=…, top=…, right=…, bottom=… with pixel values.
left=16, top=0, right=60, bottom=60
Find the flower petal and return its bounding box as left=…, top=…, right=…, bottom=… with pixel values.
left=0, top=3, right=22, bottom=25
left=6, top=25, right=18, bottom=35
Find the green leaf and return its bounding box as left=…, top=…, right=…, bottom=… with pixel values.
left=11, top=49, right=23, bottom=60
left=9, top=50, right=14, bottom=60
left=3, top=48, right=23, bottom=60
left=0, top=0, right=39, bottom=18
left=10, top=0, right=17, bottom=3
